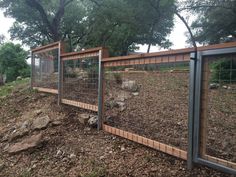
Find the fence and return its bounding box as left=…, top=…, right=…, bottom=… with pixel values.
left=31, top=41, right=236, bottom=175
left=31, top=42, right=61, bottom=94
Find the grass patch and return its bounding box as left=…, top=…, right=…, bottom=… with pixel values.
left=0, top=78, right=30, bottom=98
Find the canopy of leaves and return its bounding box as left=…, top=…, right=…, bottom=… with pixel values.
left=0, top=42, right=29, bottom=82
left=0, top=0, right=176, bottom=55
left=184, top=0, right=236, bottom=44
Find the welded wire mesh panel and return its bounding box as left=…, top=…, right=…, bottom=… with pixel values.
left=201, top=54, right=236, bottom=166
left=32, top=49, right=59, bottom=89
left=104, top=60, right=190, bottom=151
left=62, top=57, right=99, bottom=106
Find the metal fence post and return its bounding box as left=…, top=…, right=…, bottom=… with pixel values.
left=187, top=52, right=197, bottom=169
left=97, top=49, right=104, bottom=130
left=31, top=51, right=35, bottom=88
left=58, top=42, right=62, bottom=105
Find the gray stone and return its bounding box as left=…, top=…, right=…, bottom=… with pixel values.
left=222, top=85, right=228, bottom=89
left=32, top=116, right=50, bottom=130
left=9, top=128, right=29, bottom=142
left=106, top=100, right=118, bottom=109
left=7, top=133, right=42, bottom=154
left=121, top=80, right=138, bottom=92
left=209, top=83, right=219, bottom=89
left=51, top=120, right=62, bottom=126
left=88, top=115, right=98, bottom=127
left=78, top=113, right=90, bottom=125
left=116, top=91, right=131, bottom=101
left=116, top=101, right=126, bottom=112
left=132, top=92, right=139, bottom=96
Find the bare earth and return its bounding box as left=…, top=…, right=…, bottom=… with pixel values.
left=0, top=84, right=233, bottom=176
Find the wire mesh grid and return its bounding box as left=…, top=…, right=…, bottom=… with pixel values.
left=202, top=54, right=236, bottom=164
left=104, top=59, right=190, bottom=151
left=62, top=57, right=99, bottom=105
left=33, top=49, right=59, bottom=89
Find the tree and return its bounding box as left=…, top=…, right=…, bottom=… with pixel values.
left=182, top=0, right=236, bottom=44
left=0, top=34, right=5, bottom=45
left=0, top=42, right=29, bottom=83
left=0, top=0, right=176, bottom=55
left=0, top=0, right=86, bottom=48
left=81, top=0, right=175, bottom=55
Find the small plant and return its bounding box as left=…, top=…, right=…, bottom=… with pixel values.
left=113, top=72, right=122, bottom=84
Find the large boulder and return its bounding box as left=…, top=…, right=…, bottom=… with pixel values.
left=7, top=133, right=43, bottom=154
left=121, top=80, right=138, bottom=92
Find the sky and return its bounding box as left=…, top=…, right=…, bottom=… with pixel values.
left=0, top=9, right=190, bottom=52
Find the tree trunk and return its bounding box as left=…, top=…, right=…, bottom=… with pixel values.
left=0, top=74, right=4, bottom=86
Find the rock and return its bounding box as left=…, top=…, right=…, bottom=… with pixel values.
left=116, top=91, right=131, bottom=102
left=69, top=153, right=76, bottom=159
left=32, top=115, right=50, bottom=130
left=7, top=133, right=43, bottom=154
left=34, top=110, right=42, bottom=116
left=222, top=85, right=228, bottom=89
left=116, top=101, right=126, bottom=112
left=9, top=128, right=29, bottom=142
left=106, top=100, right=118, bottom=109
left=209, top=83, right=219, bottom=89
left=132, top=92, right=139, bottom=96
left=16, top=76, right=22, bottom=80
left=121, top=146, right=125, bottom=151
left=88, top=115, right=98, bottom=128
left=56, top=149, right=63, bottom=157
left=20, top=120, right=30, bottom=130
left=78, top=113, right=90, bottom=125
left=51, top=120, right=62, bottom=126
left=121, top=80, right=138, bottom=92
left=99, top=155, right=105, bottom=160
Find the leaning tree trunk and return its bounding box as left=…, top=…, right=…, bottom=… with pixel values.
left=0, top=74, right=4, bottom=86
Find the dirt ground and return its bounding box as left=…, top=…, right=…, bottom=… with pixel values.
left=104, top=71, right=235, bottom=163
left=0, top=84, right=233, bottom=176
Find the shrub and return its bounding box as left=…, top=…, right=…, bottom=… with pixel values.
left=211, top=59, right=236, bottom=83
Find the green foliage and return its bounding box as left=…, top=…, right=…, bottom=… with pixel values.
left=0, top=78, right=30, bottom=98
left=0, top=42, right=29, bottom=82
left=0, top=0, right=176, bottom=55
left=186, top=0, right=236, bottom=44
left=211, top=59, right=236, bottom=83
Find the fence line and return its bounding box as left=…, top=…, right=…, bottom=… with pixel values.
left=31, top=41, right=236, bottom=175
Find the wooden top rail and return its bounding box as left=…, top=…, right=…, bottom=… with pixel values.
left=102, top=41, right=236, bottom=63
left=61, top=47, right=103, bottom=61
left=31, top=41, right=60, bottom=54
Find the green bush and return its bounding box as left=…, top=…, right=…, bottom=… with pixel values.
left=211, top=59, right=236, bottom=83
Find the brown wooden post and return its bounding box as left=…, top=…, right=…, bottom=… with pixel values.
left=200, top=57, right=209, bottom=158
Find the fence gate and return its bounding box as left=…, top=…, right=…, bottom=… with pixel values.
left=192, top=47, right=236, bottom=175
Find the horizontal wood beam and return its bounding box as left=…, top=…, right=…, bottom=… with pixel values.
left=103, top=124, right=187, bottom=160
left=102, top=41, right=236, bottom=63
left=61, top=99, right=98, bottom=112
left=33, top=87, right=58, bottom=94
left=104, top=54, right=190, bottom=67
left=32, top=41, right=60, bottom=54
left=204, top=155, right=236, bottom=170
